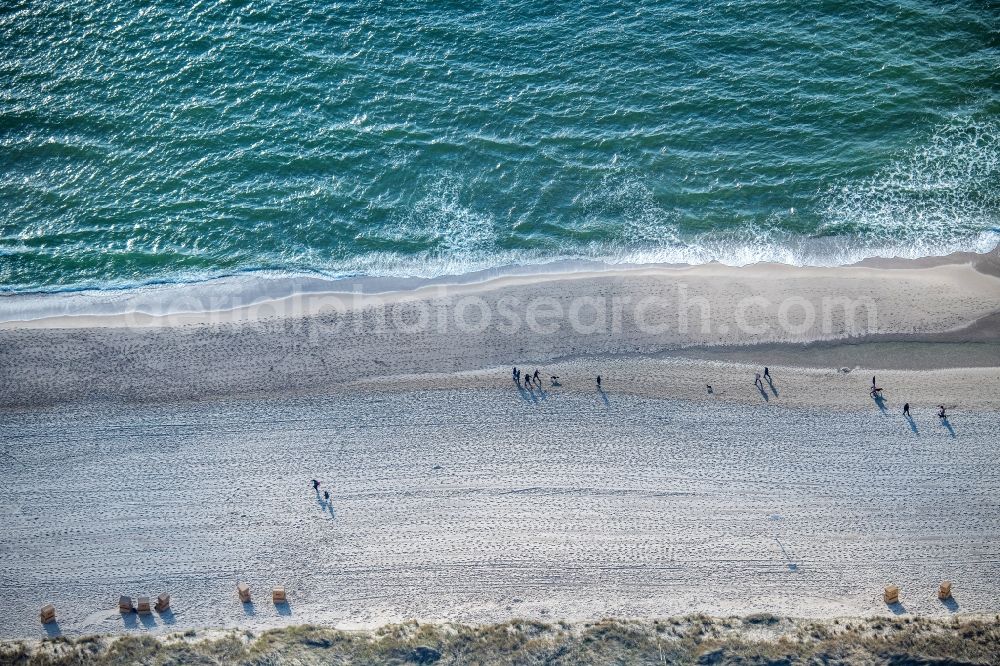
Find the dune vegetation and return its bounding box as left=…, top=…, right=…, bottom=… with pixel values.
left=3, top=615, right=999, bottom=665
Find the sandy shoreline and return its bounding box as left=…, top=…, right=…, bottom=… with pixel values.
left=2, top=248, right=999, bottom=328
left=1, top=257, right=999, bottom=640
left=2, top=254, right=1000, bottom=410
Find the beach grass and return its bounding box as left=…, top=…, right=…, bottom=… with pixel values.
left=3, top=615, right=999, bottom=665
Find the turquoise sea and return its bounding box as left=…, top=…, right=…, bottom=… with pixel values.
left=1, top=1, right=998, bottom=294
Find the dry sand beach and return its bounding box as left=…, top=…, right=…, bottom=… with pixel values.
left=1, top=255, right=1000, bottom=649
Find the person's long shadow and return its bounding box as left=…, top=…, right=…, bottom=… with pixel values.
left=774, top=536, right=798, bottom=572
left=757, top=384, right=769, bottom=402
left=940, top=417, right=956, bottom=438
left=766, top=377, right=779, bottom=397
left=905, top=414, right=918, bottom=434
left=317, top=498, right=336, bottom=519
left=872, top=392, right=887, bottom=413
left=516, top=379, right=538, bottom=404
left=597, top=387, right=609, bottom=406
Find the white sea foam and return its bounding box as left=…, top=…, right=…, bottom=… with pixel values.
left=342, top=115, right=1000, bottom=273
left=819, top=115, right=999, bottom=258
left=3, top=116, right=998, bottom=319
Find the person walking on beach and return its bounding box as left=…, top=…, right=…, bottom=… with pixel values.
left=533, top=369, right=540, bottom=383
left=903, top=403, right=910, bottom=417
left=763, top=367, right=770, bottom=381
left=513, top=367, right=519, bottom=382
left=312, top=479, right=320, bottom=491
left=323, top=490, right=330, bottom=501
left=938, top=405, right=947, bottom=419
left=524, top=375, right=531, bottom=389
left=755, top=372, right=763, bottom=389
left=872, top=375, right=877, bottom=390
left=596, top=375, right=602, bottom=389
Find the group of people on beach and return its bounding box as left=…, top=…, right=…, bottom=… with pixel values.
left=513, top=366, right=543, bottom=389
left=509, top=366, right=954, bottom=423
left=754, top=367, right=772, bottom=390
left=311, top=479, right=331, bottom=502
left=871, top=375, right=951, bottom=419
left=513, top=366, right=599, bottom=390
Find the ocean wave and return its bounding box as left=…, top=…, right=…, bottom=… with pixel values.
left=820, top=114, right=999, bottom=255
left=4, top=225, right=998, bottom=305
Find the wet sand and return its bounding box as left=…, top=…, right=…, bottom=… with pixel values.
left=2, top=258, right=1000, bottom=409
